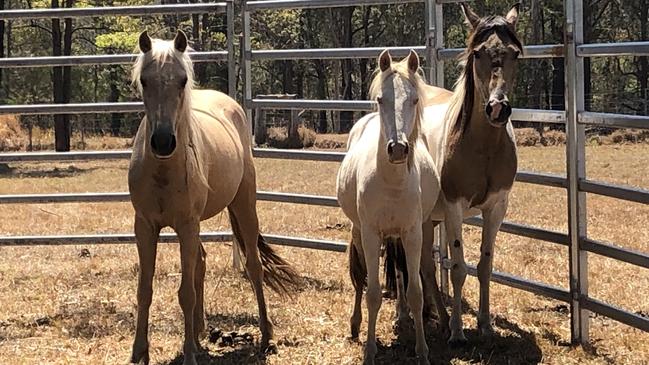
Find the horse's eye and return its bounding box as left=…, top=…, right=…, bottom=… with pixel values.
left=377, top=97, right=383, bottom=105
left=140, top=78, right=147, bottom=88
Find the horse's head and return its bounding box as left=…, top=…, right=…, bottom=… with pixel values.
left=371, top=50, right=423, bottom=165
left=133, top=30, right=193, bottom=159
left=462, top=2, right=522, bottom=127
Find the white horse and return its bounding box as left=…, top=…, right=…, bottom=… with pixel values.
left=336, top=50, right=442, bottom=365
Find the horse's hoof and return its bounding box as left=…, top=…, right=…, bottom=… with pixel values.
left=263, top=341, right=278, bottom=355
left=182, top=353, right=198, bottom=365
left=130, top=347, right=149, bottom=365
left=417, top=355, right=431, bottom=365
left=478, top=322, right=495, bottom=336
left=447, top=334, right=468, bottom=348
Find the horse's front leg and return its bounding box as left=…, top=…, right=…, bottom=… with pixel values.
left=402, top=223, right=430, bottom=365
left=477, top=195, right=509, bottom=336
left=360, top=225, right=381, bottom=365
left=444, top=201, right=468, bottom=346
left=176, top=221, right=201, bottom=365
left=131, top=216, right=160, bottom=365
left=193, top=243, right=207, bottom=349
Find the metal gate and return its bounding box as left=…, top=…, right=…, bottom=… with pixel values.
left=0, top=0, right=648, bottom=345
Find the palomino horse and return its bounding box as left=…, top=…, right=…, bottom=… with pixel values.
left=337, top=50, right=445, bottom=365
left=128, top=30, right=298, bottom=365
left=418, top=3, right=523, bottom=345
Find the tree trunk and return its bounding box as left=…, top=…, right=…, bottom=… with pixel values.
left=0, top=0, right=5, bottom=102
left=52, top=0, right=69, bottom=151
left=638, top=1, right=648, bottom=115
left=314, top=59, right=328, bottom=133
left=109, top=66, right=121, bottom=136
left=359, top=7, right=371, bottom=101
left=339, top=6, right=354, bottom=133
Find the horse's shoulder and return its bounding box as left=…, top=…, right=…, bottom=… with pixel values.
left=347, top=112, right=378, bottom=150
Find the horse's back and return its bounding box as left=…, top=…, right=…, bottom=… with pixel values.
left=422, top=84, right=453, bottom=107
left=190, top=89, right=250, bottom=149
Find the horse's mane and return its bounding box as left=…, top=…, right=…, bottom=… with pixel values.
left=446, top=15, right=523, bottom=138
left=368, top=56, right=426, bottom=169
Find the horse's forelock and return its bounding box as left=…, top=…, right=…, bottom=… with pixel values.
left=131, top=38, right=195, bottom=94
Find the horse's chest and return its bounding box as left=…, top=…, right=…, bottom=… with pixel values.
left=442, top=146, right=516, bottom=207
left=359, top=184, right=421, bottom=231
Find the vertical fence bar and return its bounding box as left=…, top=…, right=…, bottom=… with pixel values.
left=226, top=0, right=236, bottom=99
left=424, top=0, right=434, bottom=83
left=565, top=0, right=589, bottom=345
left=430, top=0, right=449, bottom=295
left=242, top=3, right=253, bottom=135
left=433, top=0, right=444, bottom=87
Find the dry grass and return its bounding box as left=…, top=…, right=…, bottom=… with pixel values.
left=0, top=144, right=648, bottom=364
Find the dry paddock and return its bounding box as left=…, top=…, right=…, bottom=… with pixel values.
left=0, top=144, right=648, bottom=365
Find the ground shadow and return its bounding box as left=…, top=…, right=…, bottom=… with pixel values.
left=296, top=275, right=345, bottom=293
left=373, top=298, right=544, bottom=365
left=158, top=345, right=268, bottom=365
left=0, top=164, right=100, bottom=178
left=206, top=312, right=259, bottom=329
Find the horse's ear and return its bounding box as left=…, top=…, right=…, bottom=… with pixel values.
left=379, top=49, right=392, bottom=72
left=406, top=50, right=419, bottom=73
left=174, top=30, right=188, bottom=52
left=139, top=31, right=152, bottom=53
left=460, top=2, right=480, bottom=30
left=506, top=3, right=520, bottom=30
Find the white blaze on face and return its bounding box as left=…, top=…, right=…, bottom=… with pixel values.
left=379, top=74, right=417, bottom=144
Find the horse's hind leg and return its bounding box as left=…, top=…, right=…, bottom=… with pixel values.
left=402, top=224, right=430, bottom=365
left=131, top=216, right=160, bottom=365
left=228, top=179, right=274, bottom=348
left=193, top=243, right=207, bottom=349
left=348, top=225, right=365, bottom=340
left=176, top=222, right=201, bottom=365
left=421, top=220, right=449, bottom=335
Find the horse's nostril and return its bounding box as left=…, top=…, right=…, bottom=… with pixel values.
left=485, top=104, right=493, bottom=117
left=151, top=132, right=176, bottom=156
left=387, top=142, right=395, bottom=155
left=403, top=143, right=409, bottom=155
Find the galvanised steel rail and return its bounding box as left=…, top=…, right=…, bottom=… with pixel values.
left=579, top=112, right=649, bottom=130
left=0, top=51, right=228, bottom=68
left=0, top=232, right=348, bottom=252
left=250, top=44, right=565, bottom=61
left=577, top=41, right=649, bottom=57
left=0, top=3, right=227, bottom=20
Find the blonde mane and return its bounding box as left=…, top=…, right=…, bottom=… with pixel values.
left=368, top=56, right=426, bottom=168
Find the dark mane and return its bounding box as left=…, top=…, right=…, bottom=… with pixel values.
left=449, top=15, right=523, bottom=136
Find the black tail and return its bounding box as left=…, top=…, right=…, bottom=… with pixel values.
left=383, top=238, right=409, bottom=295
left=228, top=209, right=300, bottom=296
left=348, top=240, right=366, bottom=291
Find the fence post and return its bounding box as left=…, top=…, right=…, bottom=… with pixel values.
left=226, top=0, right=236, bottom=100
left=565, top=0, right=589, bottom=345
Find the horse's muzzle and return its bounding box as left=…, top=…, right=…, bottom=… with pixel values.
left=387, top=140, right=409, bottom=164
left=485, top=98, right=512, bottom=127
left=151, top=131, right=177, bottom=158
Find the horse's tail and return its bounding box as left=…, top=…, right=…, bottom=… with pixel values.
left=228, top=209, right=300, bottom=296
left=383, top=237, right=409, bottom=295
left=348, top=239, right=366, bottom=291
